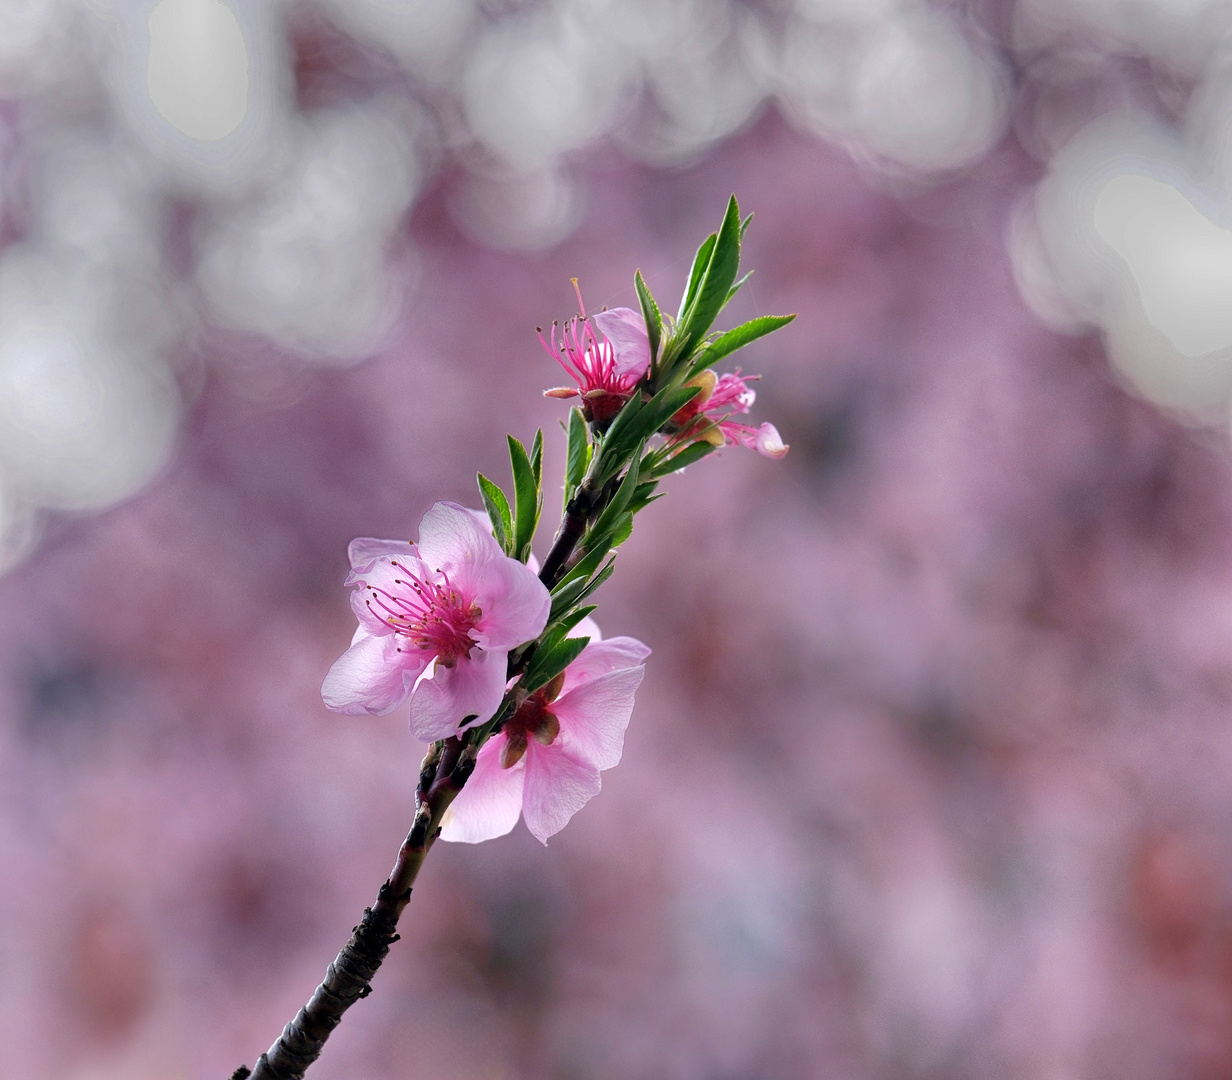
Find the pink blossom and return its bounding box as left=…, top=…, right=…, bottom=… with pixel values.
left=321, top=502, right=551, bottom=741
left=540, top=282, right=651, bottom=426
left=440, top=620, right=651, bottom=844
left=669, top=369, right=788, bottom=459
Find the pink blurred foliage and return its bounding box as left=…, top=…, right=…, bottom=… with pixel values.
left=8, top=28, right=1232, bottom=1080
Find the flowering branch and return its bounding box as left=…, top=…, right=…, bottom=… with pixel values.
left=230, top=196, right=794, bottom=1079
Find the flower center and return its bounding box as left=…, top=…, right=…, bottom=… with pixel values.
left=499, top=685, right=562, bottom=769
left=363, top=560, right=481, bottom=665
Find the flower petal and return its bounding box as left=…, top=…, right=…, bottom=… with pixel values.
left=560, top=636, right=651, bottom=693
left=521, top=742, right=602, bottom=845
left=553, top=665, right=644, bottom=771
left=470, top=556, right=551, bottom=651
left=592, top=307, right=651, bottom=380
left=570, top=615, right=602, bottom=642
left=408, top=646, right=509, bottom=740
left=347, top=537, right=415, bottom=571
left=417, top=501, right=503, bottom=574
left=322, top=631, right=428, bottom=715
left=753, top=422, right=789, bottom=459
left=439, top=738, right=526, bottom=844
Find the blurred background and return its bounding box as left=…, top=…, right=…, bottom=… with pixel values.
left=8, top=0, right=1232, bottom=1077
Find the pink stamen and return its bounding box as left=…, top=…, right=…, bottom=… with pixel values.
left=362, top=559, right=481, bottom=662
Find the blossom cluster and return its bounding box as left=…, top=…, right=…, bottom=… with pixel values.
left=322, top=197, right=793, bottom=843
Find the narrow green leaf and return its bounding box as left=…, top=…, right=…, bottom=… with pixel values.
left=587, top=448, right=642, bottom=546
left=677, top=195, right=743, bottom=348
left=523, top=634, right=591, bottom=694
left=652, top=440, right=717, bottom=476
left=635, top=269, right=662, bottom=370
left=626, top=479, right=660, bottom=515
left=678, top=231, right=717, bottom=322
left=610, top=513, right=634, bottom=547
left=726, top=269, right=753, bottom=304
left=629, top=383, right=701, bottom=445
left=573, top=557, right=615, bottom=605
left=530, top=429, right=544, bottom=490
left=688, top=314, right=796, bottom=376
left=550, top=604, right=597, bottom=639
left=565, top=408, right=590, bottom=498
left=476, top=473, right=512, bottom=553
left=548, top=576, right=589, bottom=621
left=739, top=212, right=754, bottom=240
left=554, top=535, right=614, bottom=592
left=508, top=435, right=540, bottom=562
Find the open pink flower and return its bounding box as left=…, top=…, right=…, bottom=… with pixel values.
left=322, top=502, right=551, bottom=741
left=540, top=282, right=651, bottom=426
left=669, top=369, right=788, bottom=458
left=440, top=620, right=651, bottom=845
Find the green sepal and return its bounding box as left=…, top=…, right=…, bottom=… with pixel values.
left=507, top=433, right=542, bottom=563
left=687, top=314, right=796, bottom=377
left=476, top=473, right=512, bottom=553
left=635, top=269, right=663, bottom=373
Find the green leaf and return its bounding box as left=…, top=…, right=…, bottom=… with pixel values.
left=651, top=439, right=717, bottom=476
left=726, top=269, right=752, bottom=304
left=523, top=634, right=591, bottom=694
left=476, top=473, right=512, bottom=553
left=688, top=313, right=796, bottom=375
left=610, top=513, right=634, bottom=547
left=678, top=231, right=717, bottom=322
left=530, top=429, right=543, bottom=490
left=626, top=479, right=660, bottom=515
left=635, top=269, right=662, bottom=370
left=554, top=535, right=614, bottom=593
left=548, top=576, right=589, bottom=621
left=572, top=557, right=615, bottom=605
left=549, top=604, right=597, bottom=639
left=587, top=444, right=643, bottom=546
left=739, top=212, right=754, bottom=240
left=676, top=196, right=743, bottom=351
left=565, top=408, right=590, bottom=498
left=508, top=435, right=541, bottom=563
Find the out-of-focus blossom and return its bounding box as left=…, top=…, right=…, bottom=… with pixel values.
left=441, top=622, right=650, bottom=844
left=541, top=286, right=651, bottom=425
left=322, top=501, right=550, bottom=740
left=669, top=369, right=789, bottom=458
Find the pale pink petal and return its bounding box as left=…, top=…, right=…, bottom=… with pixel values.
left=552, top=665, right=644, bottom=771
left=439, top=739, right=526, bottom=843
left=722, top=420, right=789, bottom=459
left=416, top=501, right=503, bottom=574
left=753, top=422, right=789, bottom=459
left=592, top=307, right=651, bottom=380
left=464, top=504, right=540, bottom=572
left=347, top=537, right=415, bottom=571
left=521, top=742, right=602, bottom=845
left=322, top=631, right=429, bottom=715
left=560, top=636, right=651, bottom=693
left=470, top=556, right=551, bottom=650
left=570, top=615, right=602, bottom=641
left=408, top=646, right=509, bottom=740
